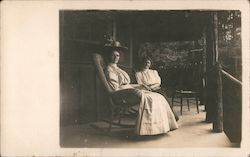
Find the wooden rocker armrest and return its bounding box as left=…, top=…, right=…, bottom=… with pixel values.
left=110, top=88, right=141, bottom=105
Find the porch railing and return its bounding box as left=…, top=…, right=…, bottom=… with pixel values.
left=221, top=69, right=242, bottom=143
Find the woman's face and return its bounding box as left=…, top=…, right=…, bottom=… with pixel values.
left=144, top=59, right=151, bottom=69
left=110, top=50, right=120, bottom=64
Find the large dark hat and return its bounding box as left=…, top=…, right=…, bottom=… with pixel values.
left=103, top=35, right=128, bottom=51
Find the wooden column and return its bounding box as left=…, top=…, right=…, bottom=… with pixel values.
left=213, top=12, right=219, bottom=62
left=205, top=12, right=219, bottom=123
left=201, top=27, right=207, bottom=110
left=205, top=12, right=215, bottom=122
left=205, top=12, right=223, bottom=132
left=129, top=21, right=133, bottom=68
left=112, top=17, right=117, bottom=40
left=213, top=63, right=223, bottom=132
left=212, top=12, right=223, bottom=132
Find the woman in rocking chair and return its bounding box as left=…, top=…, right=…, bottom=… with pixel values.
left=103, top=39, right=178, bottom=135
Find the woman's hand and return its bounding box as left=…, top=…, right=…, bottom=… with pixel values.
left=149, top=83, right=161, bottom=91
left=142, top=84, right=152, bottom=91
left=130, top=84, right=152, bottom=91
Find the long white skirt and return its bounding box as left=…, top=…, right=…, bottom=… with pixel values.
left=135, top=91, right=178, bottom=135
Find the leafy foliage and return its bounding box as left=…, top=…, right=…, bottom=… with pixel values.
left=218, top=11, right=241, bottom=80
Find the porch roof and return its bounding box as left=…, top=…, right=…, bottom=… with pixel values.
left=115, top=10, right=209, bottom=41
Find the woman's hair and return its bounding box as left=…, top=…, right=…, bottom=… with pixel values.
left=138, top=56, right=152, bottom=70
left=103, top=48, right=121, bottom=63
left=141, top=56, right=152, bottom=64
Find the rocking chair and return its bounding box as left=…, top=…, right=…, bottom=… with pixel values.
left=92, top=53, right=141, bottom=132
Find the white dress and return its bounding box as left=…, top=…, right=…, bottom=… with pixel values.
left=135, top=69, right=161, bottom=86
left=105, top=64, right=178, bottom=135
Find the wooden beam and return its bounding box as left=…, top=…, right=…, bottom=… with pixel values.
left=112, top=17, right=117, bottom=40
left=213, top=12, right=219, bottom=62
left=205, top=12, right=223, bottom=128
left=201, top=27, right=207, bottom=109
left=205, top=12, right=218, bottom=123
left=213, top=63, right=223, bottom=132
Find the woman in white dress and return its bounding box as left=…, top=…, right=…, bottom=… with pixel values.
left=104, top=40, right=178, bottom=135
left=135, top=57, right=179, bottom=121
left=135, top=57, right=162, bottom=92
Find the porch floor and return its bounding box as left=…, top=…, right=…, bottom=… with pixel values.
left=60, top=101, right=239, bottom=148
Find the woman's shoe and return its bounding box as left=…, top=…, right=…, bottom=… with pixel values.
left=175, top=115, right=179, bottom=121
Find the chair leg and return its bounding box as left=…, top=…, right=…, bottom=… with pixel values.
left=118, top=109, right=122, bottom=125
left=108, top=110, right=113, bottom=132
left=187, top=98, right=190, bottom=111
left=171, top=94, right=175, bottom=109
left=180, top=96, right=183, bottom=115
left=195, top=95, right=199, bottom=114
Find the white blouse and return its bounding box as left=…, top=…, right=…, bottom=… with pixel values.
left=105, top=63, right=133, bottom=91
left=135, top=69, right=161, bottom=86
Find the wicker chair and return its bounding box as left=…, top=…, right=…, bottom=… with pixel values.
left=92, top=53, right=140, bottom=132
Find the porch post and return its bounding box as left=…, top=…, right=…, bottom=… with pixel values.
left=212, top=12, right=223, bottom=132
left=112, top=16, right=117, bottom=40
left=205, top=12, right=223, bottom=132
left=213, top=63, right=223, bottom=132
left=201, top=27, right=207, bottom=111
left=205, top=12, right=216, bottom=123
left=213, top=12, right=219, bottom=62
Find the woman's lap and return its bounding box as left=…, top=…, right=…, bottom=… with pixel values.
left=136, top=90, right=178, bottom=135
left=111, top=88, right=178, bottom=135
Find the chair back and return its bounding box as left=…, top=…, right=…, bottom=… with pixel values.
left=176, top=64, right=200, bottom=91
left=92, top=53, right=114, bottom=93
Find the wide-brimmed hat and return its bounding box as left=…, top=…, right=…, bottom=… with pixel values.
left=103, top=35, right=128, bottom=51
